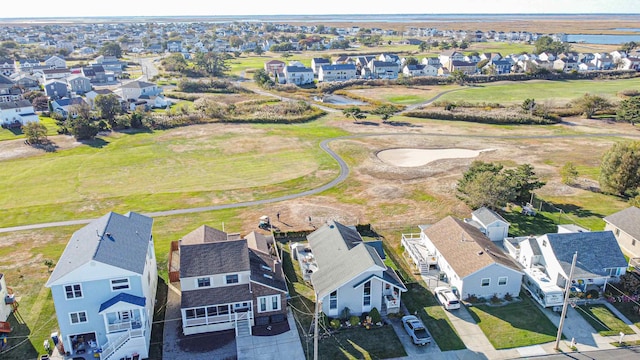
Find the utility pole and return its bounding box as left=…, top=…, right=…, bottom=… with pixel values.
left=313, top=296, right=320, bottom=360
left=555, top=251, right=578, bottom=351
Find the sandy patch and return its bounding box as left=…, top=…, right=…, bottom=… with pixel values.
left=377, top=148, right=494, bottom=167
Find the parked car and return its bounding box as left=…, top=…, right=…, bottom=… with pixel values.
left=401, top=315, right=432, bottom=346
left=434, top=286, right=461, bottom=310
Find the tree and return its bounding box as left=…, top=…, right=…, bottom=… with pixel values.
left=521, top=98, right=537, bottom=114
left=599, top=141, right=640, bottom=196
left=68, top=116, right=99, bottom=140
left=194, top=51, right=230, bottom=77
left=534, top=35, right=571, bottom=54
left=418, top=41, right=431, bottom=52
left=32, top=96, right=49, bottom=112
left=451, top=70, right=468, bottom=85
left=343, top=107, right=367, bottom=122
left=560, top=162, right=579, bottom=185
left=617, top=96, right=640, bottom=125
left=459, top=41, right=470, bottom=50
left=404, top=57, right=419, bottom=66
left=253, top=68, right=274, bottom=88
left=99, top=41, right=122, bottom=58
left=23, top=122, right=48, bottom=144
left=571, top=93, right=612, bottom=119
left=161, top=53, right=188, bottom=72
left=457, top=161, right=544, bottom=209
left=371, top=105, right=400, bottom=122
left=253, top=45, right=264, bottom=56
left=95, top=94, right=122, bottom=128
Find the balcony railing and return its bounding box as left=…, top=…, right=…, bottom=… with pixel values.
left=106, top=319, right=142, bottom=333
left=100, top=328, right=143, bottom=360
left=384, top=295, right=400, bottom=309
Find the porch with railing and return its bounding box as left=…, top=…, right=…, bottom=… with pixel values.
left=104, top=309, right=143, bottom=334
left=401, top=233, right=437, bottom=275
left=100, top=328, right=144, bottom=360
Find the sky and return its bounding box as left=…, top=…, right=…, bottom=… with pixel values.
left=2, top=0, right=640, bottom=18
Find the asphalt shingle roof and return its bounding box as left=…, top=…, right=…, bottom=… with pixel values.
left=544, top=231, right=628, bottom=278
left=604, top=206, right=640, bottom=240
left=180, top=239, right=249, bottom=278
left=423, top=216, right=521, bottom=278
left=473, top=207, right=509, bottom=227
left=46, top=212, right=153, bottom=286
left=181, top=284, right=252, bottom=308
left=308, top=221, right=386, bottom=298
left=99, top=293, right=146, bottom=313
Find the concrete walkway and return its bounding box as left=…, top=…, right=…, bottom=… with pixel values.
left=236, top=308, right=305, bottom=360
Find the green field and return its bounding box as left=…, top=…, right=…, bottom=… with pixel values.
left=0, top=123, right=347, bottom=228
left=0, top=116, right=58, bottom=141
left=437, top=78, right=640, bottom=105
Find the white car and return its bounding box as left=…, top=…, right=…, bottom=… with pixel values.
left=401, top=315, right=432, bottom=346
left=434, top=286, right=461, bottom=310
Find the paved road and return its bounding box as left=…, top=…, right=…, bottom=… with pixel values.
left=2, top=130, right=640, bottom=233
left=400, top=87, right=466, bottom=113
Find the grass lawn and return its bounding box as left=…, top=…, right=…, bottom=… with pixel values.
left=0, top=116, right=59, bottom=142
left=575, top=304, right=635, bottom=336
left=402, top=283, right=466, bottom=351
left=437, top=78, right=639, bottom=105
left=611, top=301, right=640, bottom=328
left=467, top=296, right=558, bottom=349
left=281, top=244, right=407, bottom=360
left=0, top=123, right=347, bottom=228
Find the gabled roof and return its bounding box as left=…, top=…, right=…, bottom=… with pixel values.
left=249, top=249, right=287, bottom=292
left=52, top=97, right=85, bottom=108
left=308, top=221, right=386, bottom=298
left=99, top=293, right=146, bottom=313
left=180, top=237, right=249, bottom=278
left=0, top=74, right=13, bottom=85
left=0, top=100, right=32, bottom=110
left=423, top=216, right=521, bottom=278
left=180, top=225, right=230, bottom=245
left=604, top=206, right=640, bottom=240
left=320, top=64, right=356, bottom=71
left=544, top=231, right=628, bottom=278
left=312, top=57, right=330, bottom=64
left=46, top=212, right=153, bottom=286
left=472, top=207, right=509, bottom=227
left=285, top=66, right=313, bottom=73
left=121, top=80, right=156, bottom=89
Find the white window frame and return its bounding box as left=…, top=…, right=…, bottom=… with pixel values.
left=481, top=278, right=490, bottom=287
left=498, top=277, right=508, bottom=286
left=69, top=311, right=88, bottom=324
left=64, top=284, right=83, bottom=299
left=197, top=277, right=211, bottom=288
left=110, top=278, right=130, bottom=291
left=329, top=291, right=338, bottom=310
left=225, top=274, right=239, bottom=284
left=271, top=295, right=280, bottom=311
left=259, top=297, right=267, bottom=312
left=363, top=281, right=371, bottom=307
left=257, top=295, right=281, bottom=313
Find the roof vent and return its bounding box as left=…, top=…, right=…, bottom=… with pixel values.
left=477, top=251, right=484, bottom=256
left=263, top=274, right=273, bottom=279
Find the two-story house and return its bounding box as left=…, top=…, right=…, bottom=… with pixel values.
left=45, top=211, right=157, bottom=360
left=67, top=75, right=92, bottom=95
left=318, top=64, right=357, bottom=82
left=283, top=66, right=314, bottom=85
left=44, top=55, right=67, bottom=69
left=306, top=221, right=406, bottom=318
left=604, top=206, right=640, bottom=258
left=120, top=81, right=161, bottom=101
left=0, top=100, right=39, bottom=127
left=264, top=60, right=285, bottom=76
left=177, top=226, right=288, bottom=336
left=44, top=79, right=69, bottom=99
left=0, top=59, right=17, bottom=77
left=311, top=58, right=330, bottom=75
left=368, top=61, right=399, bottom=79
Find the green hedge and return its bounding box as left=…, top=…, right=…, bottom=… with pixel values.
left=405, top=109, right=561, bottom=125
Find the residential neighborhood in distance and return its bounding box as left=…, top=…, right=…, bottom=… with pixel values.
left=2, top=9, right=640, bottom=360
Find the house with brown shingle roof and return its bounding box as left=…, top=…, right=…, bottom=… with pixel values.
left=420, top=216, right=523, bottom=300
left=604, top=206, right=640, bottom=258
left=176, top=225, right=288, bottom=336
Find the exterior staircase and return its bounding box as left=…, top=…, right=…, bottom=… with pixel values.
left=380, top=300, right=388, bottom=317
left=236, top=318, right=251, bottom=337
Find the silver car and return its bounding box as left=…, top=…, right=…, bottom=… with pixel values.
left=401, top=315, right=432, bottom=346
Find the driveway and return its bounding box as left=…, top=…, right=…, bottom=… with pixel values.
left=388, top=316, right=442, bottom=359
left=236, top=308, right=305, bottom=360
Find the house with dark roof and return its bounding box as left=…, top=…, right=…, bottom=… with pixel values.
left=176, top=226, right=288, bottom=336
left=414, top=216, right=523, bottom=300
left=318, top=64, right=357, bottom=82
left=464, top=207, right=510, bottom=242
left=604, top=206, right=640, bottom=258
left=311, top=57, right=330, bottom=75
left=283, top=65, right=314, bottom=85
left=45, top=212, right=157, bottom=360
left=0, top=58, right=16, bottom=76
left=51, top=97, right=87, bottom=117
left=44, top=79, right=69, bottom=99
left=0, top=100, right=39, bottom=127
left=305, top=221, right=406, bottom=318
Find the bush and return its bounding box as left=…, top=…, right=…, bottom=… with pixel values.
left=405, top=108, right=560, bottom=125
left=330, top=318, right=341, bottom=330
left=619, top=89, right=640, bottom=98
left=369, top=307, right=382, bottom=324
left=504, top=293, right=513, bottom=301
left=490, top=294, right=502, bottom=304
left=340, top=307, right=351, bottom=321
left=349, top=315, right=360, bottom=327
left=465, top=294, right=479, bottom=303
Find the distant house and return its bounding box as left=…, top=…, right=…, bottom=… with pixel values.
left=318, top=64, right=357, bottom=82
left=19, top=58, right=42, bottom=71
left=369, top=61, right=399, bottom=79
left=283, top=66, right=314, bottom=85
left=449, top=60, right=477, bottom=75
left=86, top=89, right=124, bottom=110
left=11, top=73, right=40, bottom=91
left=176, top=226, right=288, bottom=336
left=44, top=79, right=69, bottom=99
left=464, top=207, right=510, bottom=242
left=67, top=74, right=92, bottom=95
left=0, top=59, right=16, bottom=77
left=305, top=221, right=407, bottom=317
left=438, top=50, right=464, bottom=67
left=604, top=206, right=640, bottom=258
left=44, top=55, right=66, bottom=69
left=311, top=58, right=330, bottom=75
left=120, top=80, right=161, bottom=101
left=45, top=212, right=157, bottom=360
left=413, top=216, right=522, bottom=299
left=264, top=60, right=286, bottom=75
left=39, top=68, right=71, bottom=82
left=93, top=56, right=123, bottom=74
left=51, top=97, right=87, bottom=118
left=0, top=100, right=39, bottom=127
left=166, top=40, right=183, bottom=53
left=403, top=64, right=437, bottom=77
left=0, top=74, right=21, bottom=103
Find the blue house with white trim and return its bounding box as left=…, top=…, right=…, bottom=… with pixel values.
left=45, top=212, right=157, bottom=360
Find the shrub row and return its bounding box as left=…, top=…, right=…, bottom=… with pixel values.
left=405, top=109, right=561, bottom=125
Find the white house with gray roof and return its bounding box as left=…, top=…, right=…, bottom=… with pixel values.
left=45, top=212, right=157, bottom=360
left=604, top=206, right=640, bottom=258
left=306, top=221, right=406, bottom=318
left=464, top=207, right=510, bottom=242
left=119, top=80, right=161, bottom=101
left=0, top=100, right=39, bottom=127
left=177, top=226, right=288, bottom=336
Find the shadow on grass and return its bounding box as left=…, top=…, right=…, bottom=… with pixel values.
left=502, top=209, right=558, bottom=237
left=149, top=277, right=168, bottom=360
left=383, top=120, right=423, bottom=128
left=119, top=127, right=154, bottom=135
left=354, top=121, right=380, bottom=126
left=1, top=312, right=39, bottom=360
left=547, top=202, right=605, bottom=220
left=318, top=326, right=406, bottom=360
left=82, top=138, right=109, bottom=148
left=7, top=127, right=23, bottom=136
